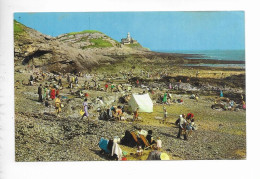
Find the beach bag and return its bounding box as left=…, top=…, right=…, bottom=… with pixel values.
left=80, top=110, right=85, bottom=116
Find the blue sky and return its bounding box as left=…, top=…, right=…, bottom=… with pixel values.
left=14, top=12, right=245, bottom=51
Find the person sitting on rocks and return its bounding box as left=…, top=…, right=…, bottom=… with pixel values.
left=111, top=106, right=117, bottom=120
left=115, top=106, right=123, bottom=121
left=156, top=137, right=162, bottom=151
left=146, top=130, right=156, bottom=145
left=137, top=145, right=143, bottom=156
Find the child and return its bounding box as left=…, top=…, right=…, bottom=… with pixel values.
left=156, top=137, right=162, bottom=151
left=133, top=108, right=139, bottom=121
left=163, top=106, right=167, bottom=123
left=137, top=146, right=143, bottom=156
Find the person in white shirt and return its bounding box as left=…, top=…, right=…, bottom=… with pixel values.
left=156, top=137, right=162, bottom=151
left=177, top=114, right=188, bottom=140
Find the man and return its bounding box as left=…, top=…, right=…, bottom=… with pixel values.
left=111, top=84, right=115, bottom=93
left=38, top=84, right=43, bottom=102
left=58, top=76, right=62, bottom=86
left=55, top=95, right=62, bottom=117
left=67, top=74, right=70, bottom=83
left=177, top=114, right=188, bottom=140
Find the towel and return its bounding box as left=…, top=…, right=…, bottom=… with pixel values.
left=111, top=142, right=123, bottom=160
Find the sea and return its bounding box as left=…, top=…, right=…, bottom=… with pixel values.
left=158, top=49, right=245, bottom=68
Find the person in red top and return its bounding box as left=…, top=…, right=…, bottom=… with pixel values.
left=105, top=83, right=108, bottom=92
left=136, top=79, right=139, bottom=87
left=56, top=88, right=60, bottom=97
left=186, top=113, right=194, bottom=120
left=50, top=88, right=56, bottom=100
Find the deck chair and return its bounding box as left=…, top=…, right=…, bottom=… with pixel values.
left=130, top=131, right=140, bottom=146
left=139, top=134, right=153, bottom=150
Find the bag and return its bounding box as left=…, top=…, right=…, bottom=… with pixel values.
left=80, top=110, right=85, bottom=116
left=55, top=103, right=60, bottom=108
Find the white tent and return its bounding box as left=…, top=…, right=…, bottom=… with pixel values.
left=128, top=93, right=153, bottom=112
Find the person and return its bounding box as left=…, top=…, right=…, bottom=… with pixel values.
left=163, top=106, right=167, bottom=123
left=242, top=100, right=246, bottom=110
left=72, top=76, right=75, bottom=84
left=137, top=146, right=143, bottom=156
left=96, top=83, right=101, bottom=91
left=67, top=74, right=70, bottom=83
left=169, top=83, right=172, bottom=89
left=136, top=79, right=139, bottom=87
left=29, top=75, right=34, bottom=82
left=186, top=119, right=196, bottom=137
left=116, top=106, right=123, bottom=121
left=220, top=90, right=223, bottom=97
left=146, top=130, right=156, bottom=145
left=38, top=84, right=43, bottom=102
left=177, top=114, right=188, bottom=140
left=58, top=76, right=62, bottom=86
left=50, top=87, right=56, bottom=100
left=55, top=95, right=62, bottom=117
left=111, top=84, right=115, bottom=92
left=195, top=94, right=199, bottom=102
left=133, top=108, right=139, bottom=121
left=156, top=137, right=162, bottom=151
left=162, top=92, right=167, bottom=104
left=105, top=83, right=108, bottom=92
left=43, top=85, right=47, bottom=100
left=69, top=82, right=73, bottom=89
left=75, top=76, right=78, bottom=84
left=81, top=98, right=89, bottom=120
left=82, top=98, right=91, bottom=134
left=111, top=107, right=117, bottom=119
left=186, top=113, right=194, bottom=120
left=56, top=88, right=60, bottom=97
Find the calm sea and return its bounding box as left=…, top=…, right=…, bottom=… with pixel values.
left=160, top=50, right=245, bottom=61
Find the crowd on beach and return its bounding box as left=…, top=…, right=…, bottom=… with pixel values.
left=15, top=64, right=245, bottom=160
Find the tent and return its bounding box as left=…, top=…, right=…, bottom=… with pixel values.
left=128, top=93, right=153, bottom=112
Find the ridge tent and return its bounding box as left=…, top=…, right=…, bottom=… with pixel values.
left=128, top=93, right=153, bottom=112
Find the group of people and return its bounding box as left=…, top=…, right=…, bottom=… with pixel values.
left=175, top=113, right=196, bottom=140
left=37, top=83, right=63, bottom=116
left=135, top=129, right=162, bottom=156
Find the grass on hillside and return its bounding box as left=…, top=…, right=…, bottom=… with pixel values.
left=67, top=30, right=102, bottom=35
left=81, top=38, right=113, bottom=49
left=14, top=20, right=27, bottom=39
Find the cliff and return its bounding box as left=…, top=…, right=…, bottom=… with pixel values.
left=14, top=20, right=148, bottom=73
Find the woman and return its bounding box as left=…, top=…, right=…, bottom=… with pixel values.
left=81, top=98, right=89, bottom=120
left=162, top=92, right=167, bottom=104
left=55, top=95, right=62, bottom=117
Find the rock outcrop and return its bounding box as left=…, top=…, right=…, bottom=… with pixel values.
left=14, top=20, right=148, bottom=73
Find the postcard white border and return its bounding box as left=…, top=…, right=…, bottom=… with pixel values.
left=0, top=0, right=259, bottom=179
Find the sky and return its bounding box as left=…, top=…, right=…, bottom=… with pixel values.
left=14, top=12, right=245, bottom=52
